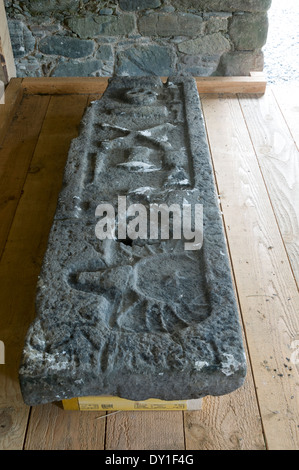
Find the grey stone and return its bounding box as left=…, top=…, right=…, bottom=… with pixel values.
left=217, top=50, right=264, bottom=76
left=116, top=44, right=176, bottom=76
left=171, top=0, right=272, bottom=12
left=95, top=44, right=114, bottom=62
left=19, top=76, right=246, bottom=405
left=8, top=20, right=36, bottom=58
left=67, top=14, right=136, bottom=39
left=27, top=0, right=80, bottom=15
left=39, top=36, right=94, bottom=58
left=28, top=22, right=61, bottom=38
left=50, top=59, right=103, bottom=77
left=15, top=56, right=42, bottom=77
left=99, top=8, right=114, bottom=15
left=178, top=53, right=221, bottom=76
left=138, top=13, right=204, bottom=37
left=160, top=6, right=176, bottom=13
left=119, top=0, right=161, bottom=11
left=178, top=33, right=231, bottom=55
left=229, top=13, right=269, bottom=51
left=204, top=14, right=230, bottom=34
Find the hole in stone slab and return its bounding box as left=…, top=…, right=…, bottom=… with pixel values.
left=118, top=237, right=133, bottom=247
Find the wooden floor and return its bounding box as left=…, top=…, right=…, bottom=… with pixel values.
left=0, top=78, right=298, bottom=451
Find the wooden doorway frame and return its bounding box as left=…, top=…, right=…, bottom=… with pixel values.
left=0, top=0, right=16, bottom=84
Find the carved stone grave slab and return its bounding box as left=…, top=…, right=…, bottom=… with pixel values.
left=19, top=76, right=247, bottom=405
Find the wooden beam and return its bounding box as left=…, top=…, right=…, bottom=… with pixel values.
left=22, top=77, right=109, bottom=96
left=0, top=0, right=16, bottom=84
left=196, top=74, right=267, bottom=94
left=21, top=73, right=267, bottom=96
left=0, top=78, right=23, bottom=148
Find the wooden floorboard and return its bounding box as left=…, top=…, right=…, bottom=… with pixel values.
left=239, top=88, right=299, bottom=289
left=271, top=84, right=299, bottom=152
left=105, top=411, right=185, bottom=450
left=184, top=388, right=265, bottom=450
left=0, top=94, right=50, bottom=263
left=183, top=242, right=265, bottom=450
left=201, top=93, right=299, bottom=450
left=0, top=94, right=89, bottom=449
left=0, top=81, right=298, bottom=450
left=24, top=403, right=106, bottom=450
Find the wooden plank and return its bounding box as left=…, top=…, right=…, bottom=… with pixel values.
left=0, top=78, right=23, bottom=147
left=24, top=403, right=106, bottom=450
left=239, top=89, right=299, bottom=288
left=196, top=75, right=266, bottom=94
left=22, top=77, right=109, bottom=96
left=184, top=386, right=265, bottom=450
left=200, top=93, right=299, bottom=450
left=184, top=286, right=265, bottom=449
left=0, top=94, right=89, bottom=450
left=0, top=0, right=16, bottom=84
left=271, top=84, right=299, bottom=151
left=184, top=223, right=265, bottom=449
left=21, top=74, right=267, bottom=96
left=105, top=410, right=185, bottom=450
left=0, top=94, right=50, bottom=262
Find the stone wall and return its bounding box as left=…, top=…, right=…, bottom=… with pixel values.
left=5, top=0, right=272, bottom=78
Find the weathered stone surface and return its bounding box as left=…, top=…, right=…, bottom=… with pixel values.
left=50, top=59, right=103, bottom=77
left=119, top=0, right=161, bottom=11
left=204, top=13, right=231, bottom=34
left=138, top=13, right=204, bottom=37
left=19, top=76, right=246, bottom=405
left=67, top=14, right=136, bottom=39
left=229, top=13, right=269, bottom=50
left=172, top=0, right=272, bottom=12
left=217, top=50, right=264, bottom=76
left=8, top=20, right=36, bottom=58
left=39, top=36, right=94, bottom=58
left=178, top=53, right=221, bottom=76
left=16, top=56, right=42, bottom=77
left=116, top=44, right=176, bottom=76
left=26, top=0, right=81, bottom=15
left=178, top=33, right=231, bottom=55
left=95, top=44, right=114, bottom=62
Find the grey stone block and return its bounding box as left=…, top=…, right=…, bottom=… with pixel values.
left=229, top=13, right=269, bottom=51
left=27, top=0, right=80, bottom=15
left=8, top=20, right=36, bottom=58
left=178, top=53, right=221, bottom=76
left=95, top=44, right=114, bottom=62
left=204, top=14, right=231, bottom=34
left=171, top=0, right=272, bottom=12
left=178, top=33, right=231, bottom=55
left=67, top=14, right=136, bottom=39
left=119, top=0, right=162, bottom=11
left=138, top=13, right=204, bottom=37
left=15, top=56, right=43, bottom=77
left=19, top=76, right=246, bottom=406
left=116, top=44, right=176, bottom=76
left=39, top=36, right=94, bottom=58
left=50, top=59, right=103, bottom=77
left=217, top=50, right=264, bottom=76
